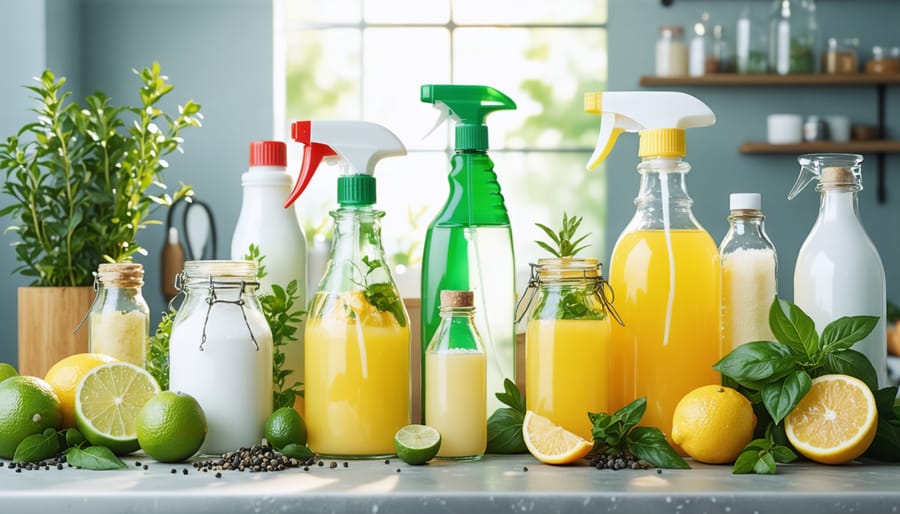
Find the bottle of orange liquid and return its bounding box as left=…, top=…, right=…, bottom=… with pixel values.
left=285, top=120, right=410, bottom=459
left=584, top=91, right=721, bottom=450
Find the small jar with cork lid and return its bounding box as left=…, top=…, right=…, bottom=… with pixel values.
left=425, top=290, right=487, bottom=461
left=88, top=263, right=150, bottom=366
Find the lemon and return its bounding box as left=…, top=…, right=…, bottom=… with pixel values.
left=394, top=424, right=441, bottom=465
left=785, top=374, right=877, bottom=465
left=137, top=391, right=207, bottom=463
left=671, top=385, right=756, bottom=464
left=0, top=363, right=17, bottom=383
left=265, top=407, right=307, bottom=451
left=0, top=376, right=62, bottom=459
left=75, top=362, right=160, bottom=455
left=44, top=353, right=117, bottom=429
left=522, top=410, right=594, bottom=465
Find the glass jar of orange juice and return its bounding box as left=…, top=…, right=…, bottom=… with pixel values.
left=517, top=258, right=619, bottom=440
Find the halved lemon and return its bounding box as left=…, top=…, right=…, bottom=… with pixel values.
left=784, top=374, right=877, bottom=465
left=523, top=410, right=594, bottom=465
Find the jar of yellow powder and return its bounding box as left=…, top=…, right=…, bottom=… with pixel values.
left=88, top=263, right=150, bottom=366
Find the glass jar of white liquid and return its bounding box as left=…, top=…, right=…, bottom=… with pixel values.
left=169, top=260, right=273, bottom=455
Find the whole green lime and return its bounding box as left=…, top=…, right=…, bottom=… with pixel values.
left=0, top=376, right=62, bottom=459
left=137, top=391, right=207, bottom=463
left=0, top=363, right=17, bottom=384
left=265, top=407, right=307, bottom=451
left=394, top=424, right=441, bottom=465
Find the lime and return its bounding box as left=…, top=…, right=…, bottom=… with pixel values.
left=75, top=362, right=160, bottom=455
left=393, top=424, right=441, bottom=465
left=0, top=363, right=17, bottom=383
left=0, top=376, right=62, bottom=459
left=44, top=353, right=117, bottom=429
left=137, top=391, right=207, bottom=462
left=265, top=407, right=307, bottom=451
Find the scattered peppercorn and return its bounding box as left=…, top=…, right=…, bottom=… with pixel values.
left=384, top=459, right=391, bottom=465
left=343, top=462, right=349, bottom=468
left=171, top=468, right=177, bottom=474
left=182, top=469, right=188, bottom=475
left=396, top=468, right=401, bottom=473
left=192, top=444, right=317, bottom=474
left=143, top=464, right=149, bottom=471
left=588, top=447, right=652, bottom=471
left=215, top=472, right=222, bottom=479
left=523, top=466, right=528, bottom=472
left=135, top=462, right=142, bottom=467
left=329, top=462, right=337, bottom=469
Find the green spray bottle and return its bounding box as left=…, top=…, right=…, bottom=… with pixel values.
left=420, top=84, right=517, bottom=418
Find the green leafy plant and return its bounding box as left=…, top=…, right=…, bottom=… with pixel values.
left=352, top=255, right=406, bottom=328
left=715, top=296, right=900, bottom=473
left=13, top=426, right=126, bottom=471
left=147, top=308, right=175, bottom=391
left=589, top=397, right=690, bottom=469
left=732, top=426, right=797, bottom=475
left=486, top=378, right=528, bottom=454
left=535, top=212, right=590, bottom=258
left=0, top=62, right=201, bottom=286
left=245, top=245, right=306, bottom=410
left=530, top=212, right=604, bottom=321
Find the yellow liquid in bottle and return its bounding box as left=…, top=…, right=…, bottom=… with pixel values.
left=425, top=350, right=486, bottom=459
left=608, top=229, right=721, bottom=449
left=305, top=293, right=410, bottom=458
left=525, top=319, right=611, bottom=441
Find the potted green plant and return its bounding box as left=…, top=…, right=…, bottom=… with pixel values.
left=0, top=62, right=202, bottom=376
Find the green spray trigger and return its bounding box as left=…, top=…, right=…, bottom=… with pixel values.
left=420, top=84, right=516, bottom=151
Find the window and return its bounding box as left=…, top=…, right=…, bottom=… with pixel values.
left=277, top=0, right=608, bottom=294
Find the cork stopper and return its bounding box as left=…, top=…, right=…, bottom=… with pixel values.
left=820, top=166, right=856, bottom=187
left=440, top=290, right=474, bottom=308
left=96, top=263, right=144, bottom=288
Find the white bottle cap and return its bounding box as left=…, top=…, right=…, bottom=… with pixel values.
left=730, top=193, right=761, bottom=211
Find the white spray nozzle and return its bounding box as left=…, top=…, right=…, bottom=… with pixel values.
left=584, top=91, right=716, bottom=171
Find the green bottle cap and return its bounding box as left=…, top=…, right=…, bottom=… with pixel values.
left=337, top=175, right=376, bottom=205
left=456, top=126, right=489, bottom=151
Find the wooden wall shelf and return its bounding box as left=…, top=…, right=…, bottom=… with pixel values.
left=740, top=141, right=900, bottom=154
left=640, top=74, right=900, bottom=87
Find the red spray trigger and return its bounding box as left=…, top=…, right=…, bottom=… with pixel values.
left=285, top=121, right=336, bottom=208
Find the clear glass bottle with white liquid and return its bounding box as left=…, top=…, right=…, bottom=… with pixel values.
left=791, top=153, right=887, bottom=386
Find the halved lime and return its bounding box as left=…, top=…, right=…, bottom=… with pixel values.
left=75, top=362, right=160, bottom=455
left=394, top=424, right=441, bottom=465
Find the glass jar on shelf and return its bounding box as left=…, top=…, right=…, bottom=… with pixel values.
left=822, top=37, right=859, bottom=74
left=768, top=0, right=818, bottom=74
left=655, top=25, right=689, bottom=77
left=866, top=45, right=900, bottom=74
left=736, top=4, right=769, bottom=74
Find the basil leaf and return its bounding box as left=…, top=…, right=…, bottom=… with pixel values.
left=761, top=370, right=812, bottom=425
left=495, top=378, right=525, bottom=414
left=615, top=397, right=647, bottom=434
left=625, top=427, right=690, bottom=469
left=753, top=452, right=776, bottom=474
left=873, top=386, right=900, bottom=417
left=280, top=444, right=314, bottom=459
left=486, top=407, right=526, bottom=454
left=713, top=341, right=797, bottom=383
left=824, top=350, right=879, bottom=391
left=65, top=446, right=128, bottom=470
left=771, top=445, right=798, bottom=464
left=65, top=428, right=86, bottom=449
left=769, top=297, right=818, bottom=358
left=743, top=438, right=772, bottom=452
left=820, top=316, right=879, bottom=353
left=732, top=450, right=759, bottom=474
left=13, top=430, right=59, bottom=463
left=865, top=421, right=900, bottom=462
left=589, top=411, right=614, bottom=442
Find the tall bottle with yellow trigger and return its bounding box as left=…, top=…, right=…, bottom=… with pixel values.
left=585, top=91, right=721, bottom=450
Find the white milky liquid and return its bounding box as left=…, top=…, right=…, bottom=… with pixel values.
left=794, top=190, right=887, bottom=386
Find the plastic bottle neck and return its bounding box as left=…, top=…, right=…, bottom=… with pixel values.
left=433, top=152, right=510, bottom=226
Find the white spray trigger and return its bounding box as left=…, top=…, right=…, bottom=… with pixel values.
left=422, top=102, right=459, bottom=140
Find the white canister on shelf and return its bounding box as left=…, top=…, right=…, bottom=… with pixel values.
left=169, top=260, right=273, bottom=455
left=655, top=26, right=688, bottom=77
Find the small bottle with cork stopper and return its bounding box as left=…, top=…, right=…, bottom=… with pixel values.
left=790, top=154, right=887, bottom=387
left=424, top=290, right=487, bottom=461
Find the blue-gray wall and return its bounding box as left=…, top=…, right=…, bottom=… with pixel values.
left=607, top=0, right=900, bottom=306
left=2, top=0, right=899, bottom=367
left=0, top=0, right=273, bottom=367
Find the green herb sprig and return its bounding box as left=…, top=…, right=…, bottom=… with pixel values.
left=147, top=308, right=175, bottom=391
left=486, top=378, right=528, bottom=454
left=246, top=244, right=306, bottom=410
left=353, top=255, right=407, bottom=328
left=12, top=427, right=126, bottom=471
left=715, top=296, right=900, bottom=474
left=589, top=397, right=690, bottom=469
left=535, top=212, right=590, bottom=258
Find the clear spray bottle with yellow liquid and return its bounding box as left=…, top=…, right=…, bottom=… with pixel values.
left=284, top=120, right=410, bottom=459
left=585, top=91, right=721, bottom=450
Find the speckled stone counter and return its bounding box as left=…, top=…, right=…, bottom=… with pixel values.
left=0, top=454, right=898, bottom=514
